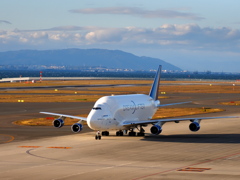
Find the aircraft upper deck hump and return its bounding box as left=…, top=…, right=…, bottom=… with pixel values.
left=149, top=65, right=161, bottom=101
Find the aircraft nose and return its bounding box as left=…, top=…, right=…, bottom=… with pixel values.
left=87, top=114, right=99, bottom=130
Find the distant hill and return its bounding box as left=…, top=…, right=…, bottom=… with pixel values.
left=0, top=49, right=181, bottom=71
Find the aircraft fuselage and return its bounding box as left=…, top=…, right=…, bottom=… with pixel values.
left=87, top=94, right=159, bottom=130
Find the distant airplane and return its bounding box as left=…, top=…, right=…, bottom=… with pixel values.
left=40, top=65, right=238, bottom=139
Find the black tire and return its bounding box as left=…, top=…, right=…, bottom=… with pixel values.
left=137, top=132, right=145, bottom=136
left=129, top=131, right=136, bottom=136
left=102, top=131, right=109, bottom=136
left=98, top=136, right=101, bottom=140
left=95, top=135, right=98, bottom=140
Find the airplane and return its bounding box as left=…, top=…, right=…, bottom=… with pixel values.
left=40, top=65, right=238, bottom=139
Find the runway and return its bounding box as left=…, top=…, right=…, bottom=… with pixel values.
left=0, top=92, right=240, bottom=179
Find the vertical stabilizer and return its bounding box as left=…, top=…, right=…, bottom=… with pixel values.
left=149, top=65, right=161, bottom=101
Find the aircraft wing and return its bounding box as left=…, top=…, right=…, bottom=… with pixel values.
left=122, top=116, right=239, bottom=127
left=40, top=112, right=87, bottom=121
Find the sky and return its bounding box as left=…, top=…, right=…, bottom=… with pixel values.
left=1, top=0, right=240, bottom=72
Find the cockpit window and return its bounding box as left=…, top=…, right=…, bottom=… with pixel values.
left=92, top=107, right=102, bottom=110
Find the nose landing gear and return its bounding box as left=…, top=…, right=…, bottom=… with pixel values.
left=95, top=131, right=101, bottom=140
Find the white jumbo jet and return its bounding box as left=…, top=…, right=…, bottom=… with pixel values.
left=40, top=65, right=238, bottom=138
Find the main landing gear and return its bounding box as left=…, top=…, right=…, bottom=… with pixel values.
left=136, top=127, right=145, bottom=136
left=128, top=130, right=136, bottom=136
left=117, top=127, right=145, bottom=136
left=129, top=126, right=145, bottom=136
left=96, top=127, right=145, bottom=139
left=116, top=130, right=124, bottom=136
left=102, top=131, right=109, bottom=136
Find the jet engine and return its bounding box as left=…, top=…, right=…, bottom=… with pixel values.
left=71, top=123, right=83, bottom=133
left=53, top=119, right=64, bottom=128
left=150, top=125, right=162, bottom=135
left=189, top=122, right=200, bottom=132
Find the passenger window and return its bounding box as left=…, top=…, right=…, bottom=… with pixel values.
left=93, top=107, right=102, bottom=110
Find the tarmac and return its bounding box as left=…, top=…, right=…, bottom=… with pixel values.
left=0, top=89, right=240, bottom=180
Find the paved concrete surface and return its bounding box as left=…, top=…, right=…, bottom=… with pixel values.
left=0, top=90, right=240, bottom=180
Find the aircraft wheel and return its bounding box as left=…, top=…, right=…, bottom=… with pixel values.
left=116, top=131, right=124, bottom=136
left=116, top=131, right=121, bottom=136
left=95, top=135, right=98, bottom=140
left=129, top=131, right=136, bottom=136
left=98, top=136, right=101, bottom=140
left=102, top=131, right=109, bottom=136
left=137, top=132, right=145, bottom=136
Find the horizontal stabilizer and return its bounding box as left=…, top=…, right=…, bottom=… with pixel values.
left=157, top=101, right=191, bottom=107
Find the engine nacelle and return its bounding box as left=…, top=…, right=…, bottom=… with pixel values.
left=189, top=122, right=200, bottom=132
left=150, top=125, right=162, bottom=135
left=53, top=119, right=64, bottom=128
left=71, top=123, right=83, bottom=133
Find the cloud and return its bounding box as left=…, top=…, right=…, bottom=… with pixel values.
left=13, top=26, right=87, bottom=32
left=0, top=20, right=12, bottom=25
left=0, top=24, right=240, bottom=53
left=69, top=7, right=204, bottom=21
left=85, top=28, right=125, bottom=43
left=49, top=26, right=87, bottom=31
left=1, top=24, right=240, bottom=72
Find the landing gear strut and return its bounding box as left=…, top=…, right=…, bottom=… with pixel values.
left=137, top=127, right=145, bottom=136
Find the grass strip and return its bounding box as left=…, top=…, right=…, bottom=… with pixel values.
left=219, top=101, right=240, bottom=106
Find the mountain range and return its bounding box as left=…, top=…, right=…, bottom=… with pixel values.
left=0, top=49, right=181, bottom=71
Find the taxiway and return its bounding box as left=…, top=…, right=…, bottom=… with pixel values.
left=0, top=91, right=239, bottom=179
